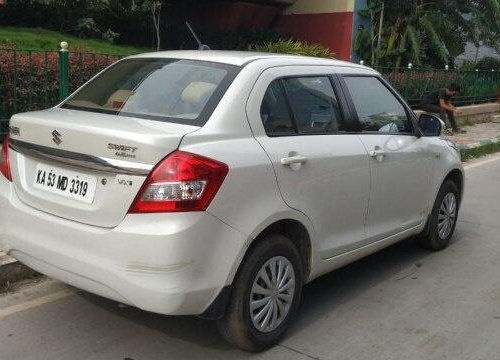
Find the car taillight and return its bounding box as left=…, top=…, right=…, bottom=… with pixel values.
left=0, top=136, right=12, bottom=182
left=128, top=150, right=229, bottom=213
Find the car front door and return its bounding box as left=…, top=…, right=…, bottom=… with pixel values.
left=340, top=75, right=436, bottom=242
left=246, top=66, right=370, bottom=259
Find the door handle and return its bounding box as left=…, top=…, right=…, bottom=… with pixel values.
left=369, top=149, right=386, bottom=158
left=280, top=155, right=308, bottom=166
left=369, top=147, right=386, bottom=161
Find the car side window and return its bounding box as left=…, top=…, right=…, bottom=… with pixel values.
left=260, top=77, right=345, bottom=136
left=260, top=80, right=296, bottom=135
left=282, top=77, right=344, bottom=133
left=343, top=76, right=412, bottom=134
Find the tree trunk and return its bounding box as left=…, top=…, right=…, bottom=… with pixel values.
left=376, top=0, right=385, bottom=66
left=152, top=1, right=161, bottom=51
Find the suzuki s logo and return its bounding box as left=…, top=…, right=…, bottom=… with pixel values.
left=52, top=130, right=62, bottom=145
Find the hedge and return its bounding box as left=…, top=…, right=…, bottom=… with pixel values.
left=0, top=49, right=121, bottom=120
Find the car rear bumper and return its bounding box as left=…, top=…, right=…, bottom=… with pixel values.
left=0, top=179, right=248, bottom=315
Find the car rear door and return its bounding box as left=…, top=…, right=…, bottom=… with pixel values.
left=246, top=66, right=371, bottom=259
left=338, top=73, right=436, bottom=242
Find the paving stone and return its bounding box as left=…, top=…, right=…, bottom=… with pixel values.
left=444, top=121, right=500, bottom=149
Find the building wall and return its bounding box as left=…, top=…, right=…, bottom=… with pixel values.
left=190, top=1, right=280, bottom=31
left=188, top=0, right=364, bottom=61
left=278, top=0, right=356, bottom=60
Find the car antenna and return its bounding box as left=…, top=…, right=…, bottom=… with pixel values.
left=185, top=21, right=211, bottom=50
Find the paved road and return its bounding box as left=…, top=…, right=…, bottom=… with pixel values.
left=2, top=155, right=500, bottom=360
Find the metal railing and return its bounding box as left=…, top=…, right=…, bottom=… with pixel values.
left=0, top=42, right=125, bottom=139
left=1, top=47, right=500, bottom=141
left=377, top=64, right=500, bottom=108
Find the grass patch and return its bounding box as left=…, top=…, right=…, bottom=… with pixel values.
left=0, top=26, right=148, bottom=54
left=461, top=141, right=500, bottom=161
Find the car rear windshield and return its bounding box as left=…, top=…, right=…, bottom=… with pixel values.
left=61, top=58, right=240, bottom=126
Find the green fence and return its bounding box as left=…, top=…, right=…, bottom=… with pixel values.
left=378, top=66, right=500, bottom=108
left=1, top=47, right=499, bottom=140
left=0, top=43, right=125, bottom=139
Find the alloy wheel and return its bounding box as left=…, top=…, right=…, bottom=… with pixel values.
left=438, top=192, right=457, bottom=240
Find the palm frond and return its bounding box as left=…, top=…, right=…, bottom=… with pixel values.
left=395, top=30, right=407, bottom=68
left=406, top=25, right=422, bottom=66
left=481, top=0, right=500, bottom=14
left=255, top=39, right=334, bottom=58
left=419, top=16, right=449, bottom=65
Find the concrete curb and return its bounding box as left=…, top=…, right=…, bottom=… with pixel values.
left=0, top=252, right=38, bottom=290
left=457, top=137, right=500, bottom=150
left=414, top=103, right=500, bottom=127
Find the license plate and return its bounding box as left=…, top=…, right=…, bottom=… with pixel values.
left=33, top=163, right=97, bottom=204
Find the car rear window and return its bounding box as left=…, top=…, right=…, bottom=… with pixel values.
left=61, top=58, right=240, bottom=126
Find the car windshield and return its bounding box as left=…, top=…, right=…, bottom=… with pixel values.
left=61, top=58, right=239, bottom=125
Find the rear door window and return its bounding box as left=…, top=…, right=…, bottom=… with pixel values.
left=282, top=77, right=344, bottom=133
left=260, top=80, right=296, bottom=135
left=62, top=58, right=239, bottom=126
left=260, top=76, right=345, bottom=136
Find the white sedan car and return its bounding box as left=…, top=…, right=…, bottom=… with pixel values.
left=0, top=51, right=463, bottom=351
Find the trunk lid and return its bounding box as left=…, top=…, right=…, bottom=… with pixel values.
left=9, top=108, right=198, bottom=227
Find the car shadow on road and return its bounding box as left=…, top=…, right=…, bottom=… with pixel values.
left=78, top=293, right=233, bottom=351
left=78, top=235, right=461, bottom=352
left=290, top=238, right=432, bottom=336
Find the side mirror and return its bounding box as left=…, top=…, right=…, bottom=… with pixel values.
left=418, top=114, right=444, bottom=137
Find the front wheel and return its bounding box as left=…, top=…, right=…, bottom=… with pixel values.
left=419, top=180, right=460, bottom=251
left=217, top=234, right=304, bottom=352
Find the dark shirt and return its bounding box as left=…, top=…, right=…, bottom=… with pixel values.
left=421, top=89, right=452, bottom=106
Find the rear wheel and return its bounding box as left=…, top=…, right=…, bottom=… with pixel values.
left=217, top=234, right=303, bottom=352
left=419, top=180, right=460, bottom=251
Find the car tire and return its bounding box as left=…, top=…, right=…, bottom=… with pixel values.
left=217, top=234, right=304, bottom=352
left=419, top=180, right=460, bottom=251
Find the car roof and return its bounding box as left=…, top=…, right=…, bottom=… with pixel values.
left=127, top=50, right=370, bottom=70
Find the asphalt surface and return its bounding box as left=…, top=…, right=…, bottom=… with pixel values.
left=1, top=155, right=500, bottom=360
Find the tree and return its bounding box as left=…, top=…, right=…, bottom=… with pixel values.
left=141, top=0, right=165, bottom=51
left=353, top=0, right=500, bottom=68
left=470, top=0, right=500, bottom=53
left=353, top=0, right=385, bottom=66
left=151, top=0, right=161, bottom=51
left=383, top=1, right=458, bottom=68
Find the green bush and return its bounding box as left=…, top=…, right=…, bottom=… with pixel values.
left=460, top=57, right=500, bottom=71
left=254, top=39, right=334, bottom=58
left=102, top=29, right=120, bottom=44
left=0, top=0, right=146, bottom=47
left=203, top=25, right=283, bottom=50
left=77, top=18, right=100, bottom=38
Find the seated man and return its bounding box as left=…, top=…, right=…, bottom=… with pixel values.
left=419, top=83, right=465, bottom=134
